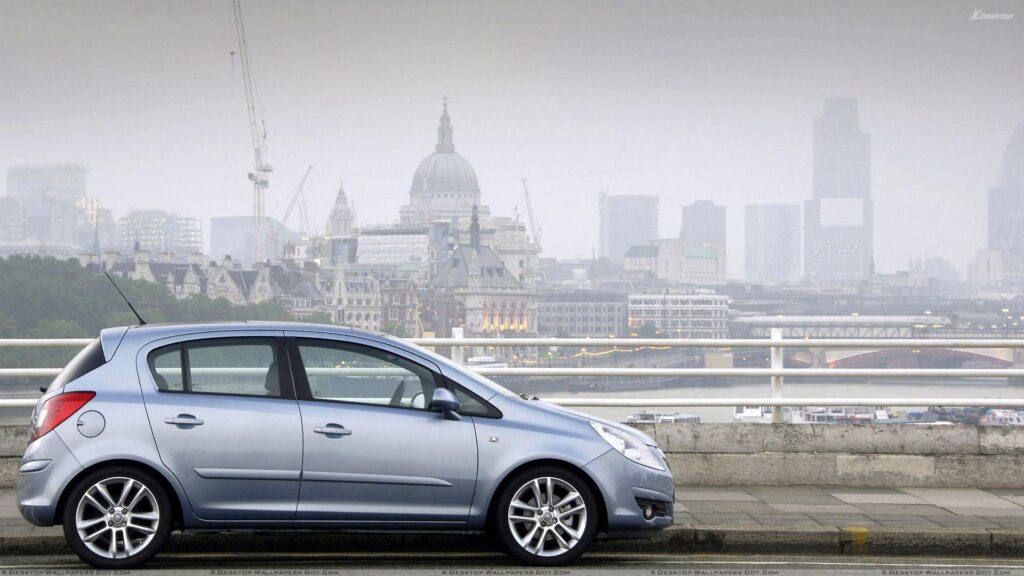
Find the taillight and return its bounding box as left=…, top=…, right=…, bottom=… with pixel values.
left=32, top=391, right=95, bottom=441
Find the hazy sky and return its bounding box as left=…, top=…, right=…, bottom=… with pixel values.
left=2, top=0, right=1021, bottom=277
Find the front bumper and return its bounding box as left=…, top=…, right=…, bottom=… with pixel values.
left=18, top=432, right=83, bottom=526
left=584, top=447, right=674, bottom=537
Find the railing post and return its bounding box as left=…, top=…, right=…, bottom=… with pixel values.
left=771, top=328, right=784, bottom=424
left=451, top=326, right=464, bottom=365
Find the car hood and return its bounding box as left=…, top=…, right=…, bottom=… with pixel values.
left=527, top=398, right=658, bottom=446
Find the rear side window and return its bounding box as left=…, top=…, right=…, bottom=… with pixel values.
left=147, top=338, right=283, bottom=398
left=149, top=345, right=184, bottom=391
left=47, top=339, right=105, bottom=392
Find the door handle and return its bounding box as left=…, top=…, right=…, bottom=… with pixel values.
left=313, top=423, right=352, bottom=436
left=165, top=415, right=204, bottom=426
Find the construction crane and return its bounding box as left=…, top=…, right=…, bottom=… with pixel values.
left=279, top=165, right=313, bottom=237
left=521, top=178, right=541, bottom=245
left=232, top=0, right=272, bottom=263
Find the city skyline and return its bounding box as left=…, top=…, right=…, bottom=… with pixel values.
left=2, top=0, right=1021, bottom=277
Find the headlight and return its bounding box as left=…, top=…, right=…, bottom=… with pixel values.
left=589, top=421, right=664, bottom=471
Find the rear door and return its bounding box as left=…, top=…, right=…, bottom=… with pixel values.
left=137, top=332, right=303, bottom=521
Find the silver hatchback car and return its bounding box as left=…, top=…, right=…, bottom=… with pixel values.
left=19, top=322, right=674, bottom=568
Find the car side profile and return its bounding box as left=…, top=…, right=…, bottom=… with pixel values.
left=19, top=322, right=674, bottom=568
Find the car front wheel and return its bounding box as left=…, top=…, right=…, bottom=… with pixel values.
left=494, top=467, right=599, bottom=565
left=62, top=466, right=172, bottom=569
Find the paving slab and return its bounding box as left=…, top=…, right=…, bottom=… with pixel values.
left=854, top=503, right=955, bottom=516
left=832, top=492, right=927, bottom=505
left=903, top=487, right=1024, bottom=509
left=681, top=500, right=776, bottom=513
left=676, top=490, right=758, bottom=502
left=946, top=506, right=1024, bottom=517
left=769, top=503, right=863, bottom=514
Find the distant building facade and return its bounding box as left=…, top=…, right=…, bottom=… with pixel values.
left=745, top=203, right=801, bottom=283
left=7, top=163, right=88, bottom=203
left=622, top=239, right=727, bottom=285
left=537, top=289, right=627, bottom=337
left=598, top=192, right=659, bottom=263
left=804, top=98, right=873, bottom=282
left=1, top=163, right=115, bottom=255
left=627, top=290, right=729, bottom=338
left=210, top=215, right=297, bottom=265
left=424, top=208, right=535, bottom=338
left=118, top=209, right=202, bottom=257
left=381, top=278, right=421, bottom=337
left=681, top=200, right=725, bottom=246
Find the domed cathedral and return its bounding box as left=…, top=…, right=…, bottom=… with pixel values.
left=399, top=97, right=492, bottom=225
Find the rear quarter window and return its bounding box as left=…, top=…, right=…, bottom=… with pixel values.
left=47, top=339, right=105, bottom=393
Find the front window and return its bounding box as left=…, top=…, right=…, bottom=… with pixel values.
left=295, top=339, right=437, bottom=410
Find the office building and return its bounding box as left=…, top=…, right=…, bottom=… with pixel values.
left=804, top=98, right=873, bottom=281
left=745, top=203, right=801, bottom=283
left=598, top=192, right=658, bottom=263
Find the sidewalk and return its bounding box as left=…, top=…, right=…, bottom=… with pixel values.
left=3, top=485, right=1024, bottom=557
left=674, top=485, right=1024, bottom=530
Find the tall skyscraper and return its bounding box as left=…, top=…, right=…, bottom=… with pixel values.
left=745, top=203, right=801, bottom=283
left=598, top=192, right=659, bottom=263
left=804, top=98, right=873, bottom=281
left=982, top=121, right=1024, bottom=287
left=400, top=98, right=490, bottom=225
left=6, top=163, right=88, bottom=202
left=681, top=200, right=726, bottom=246
left=988, top=121, right=1024, bottom=251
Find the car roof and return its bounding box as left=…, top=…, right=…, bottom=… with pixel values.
left=120, top=321, right=392, bottom=342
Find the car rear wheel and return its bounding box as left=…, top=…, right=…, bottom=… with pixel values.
left=494, top=466, right=599, bottom=565
left=62, top=466, right=172, bottom=569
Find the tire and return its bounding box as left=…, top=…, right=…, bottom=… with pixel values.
left=493, top=466, right=599, bottom=566
left=62, top=466, right=172, bottom=569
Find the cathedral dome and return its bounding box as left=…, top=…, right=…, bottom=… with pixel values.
left=400, top=98, right=489, bottom=225
left=411, top=150, right=479, bottom=191
left=409, top=99, right=480, bottom=192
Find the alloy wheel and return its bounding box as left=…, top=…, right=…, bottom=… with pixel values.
left=506, top=476, right=588, bottom=557
left=74, top=476, right=160, bottom=559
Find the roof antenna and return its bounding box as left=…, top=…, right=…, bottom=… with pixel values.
left=104, top=271, right=146, bottom=325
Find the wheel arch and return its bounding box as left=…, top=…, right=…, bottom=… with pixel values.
left=484, top=458, right=608, bottom=534
left=54, top=459, right=187, bottom=529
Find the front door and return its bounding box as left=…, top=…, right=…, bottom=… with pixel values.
left=288, top=334, right=477, bottom=523
left=139, top=334, right=302, bottom=521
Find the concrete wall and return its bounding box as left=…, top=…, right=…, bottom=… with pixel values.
left=0, top=425, right=29, bottom=488
left=2, top=423, right=1023, bottom=489
left=635, top=422, right=1024, bottom=488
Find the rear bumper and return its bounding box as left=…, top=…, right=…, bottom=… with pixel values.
left=18, top=432, right=82, bottom=526
left=584, top=448, right=674, bottom=536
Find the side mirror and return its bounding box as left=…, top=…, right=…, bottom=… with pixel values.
left=429, top=388, right=461, bottom=420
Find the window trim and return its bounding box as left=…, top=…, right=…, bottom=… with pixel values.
left=446, top=378, right=503, bottom=419
left=145, top=336, right=295, bottom=400
left=287, top=337, right=445, bottom=414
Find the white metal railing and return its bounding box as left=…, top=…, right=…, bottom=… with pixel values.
left=3, top=331, right=1024, bottom=422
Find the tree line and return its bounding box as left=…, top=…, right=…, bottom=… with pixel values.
left=0, top=255, right=332, bottom=375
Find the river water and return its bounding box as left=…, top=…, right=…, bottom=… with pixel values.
left=537, top=378, right=1024, bottom=423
